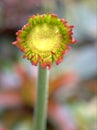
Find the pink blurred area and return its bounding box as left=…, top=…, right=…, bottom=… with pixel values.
left=0, top=0, right=96, bottom=130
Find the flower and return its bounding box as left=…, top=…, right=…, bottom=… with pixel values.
left=12, top=14, right=77, bottom=69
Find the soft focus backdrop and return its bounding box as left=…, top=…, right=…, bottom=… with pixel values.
left=0, top=0, right=97, bottom=130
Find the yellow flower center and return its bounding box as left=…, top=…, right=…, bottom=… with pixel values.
left=28, top=24, right=61, bottom=52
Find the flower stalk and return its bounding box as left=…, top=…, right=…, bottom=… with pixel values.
left=12, top=13, right=77, bottom=130
left=34, top=64, right=49, bottom=130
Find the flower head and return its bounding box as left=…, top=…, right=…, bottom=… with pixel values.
left=12, top=14, right=77, bottom=69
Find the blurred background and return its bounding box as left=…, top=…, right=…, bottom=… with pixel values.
left=0, top=0, right=97, bottom=130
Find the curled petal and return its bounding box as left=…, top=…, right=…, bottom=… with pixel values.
left=72, top=38, right=77, bottom=44
left=56, top=56, right=64, bottom=65
left=12, top=41, right=17, bottom=45
left=22, top=54, right=26, bottom=59
left=69, top=25, right=74, bottom=29
left=51, top=14, right=57, bottom=18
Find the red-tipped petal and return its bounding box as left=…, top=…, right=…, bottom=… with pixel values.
left=12, top=41, right=17, bottom=45
left=65, top=46, right=70, bottom=54
left=22, top=55, right=26, bottom=59
left=61, top=18, right=65, bottom=22
left=69, top=31, right=73, bottom=35
left=69, top=25, right=74, bottom=29
left=51, top=14, right=57, bottom=18
left=72, top=38, right=77, bottom=44
left=56, top=57, right=64, bottom=65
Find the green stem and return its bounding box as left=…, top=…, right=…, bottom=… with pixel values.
left=34, top=64, right=49, bottom=130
